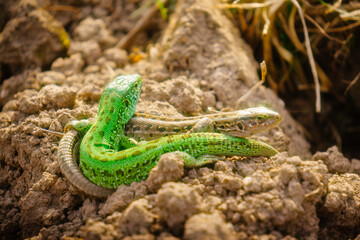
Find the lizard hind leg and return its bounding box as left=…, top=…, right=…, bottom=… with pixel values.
left=172, top=151, right=224, bottom=168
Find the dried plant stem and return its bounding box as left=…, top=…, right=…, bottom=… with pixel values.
left=304, top=15, right=345, bottom=44
left=236, top=61, right=267, bottom=109
left=290, top=0, right=321, bottom=112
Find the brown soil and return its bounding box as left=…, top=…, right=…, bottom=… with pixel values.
left=0, top=0, right=359, bottom=239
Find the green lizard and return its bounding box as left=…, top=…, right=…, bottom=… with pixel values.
left=58, top=106, right=281, bottom=198
left=60, top=75, right=277, bottom=193
left=81, top=131, right=278, bottom=189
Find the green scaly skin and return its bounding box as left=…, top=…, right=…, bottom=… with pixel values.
left=78, top=74, right=279, bottom=189
left=81, top=132, right=278, bottom=188
left=80, top=74, right=142, bottom=153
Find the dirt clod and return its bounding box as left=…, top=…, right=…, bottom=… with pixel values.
left=156, top=182, right=202, bottom=234
left=184, top=211, right=236, bottom=240
left=313, top=145, right=351, bottom=173
left=147, top=153, right=185, bottom=191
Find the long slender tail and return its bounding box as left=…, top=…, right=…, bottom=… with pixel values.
left=58, top=130, right=114, bottom=198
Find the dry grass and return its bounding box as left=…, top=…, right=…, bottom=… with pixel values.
left=217, top=0, right=359, bottom=112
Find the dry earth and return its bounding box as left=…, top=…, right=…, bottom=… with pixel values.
left=0, top=0, right=359, bottom=239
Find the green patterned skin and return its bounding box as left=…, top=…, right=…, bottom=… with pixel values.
left=79, top=74, right=142, bottom=187
left=80, top=74, right=142, bottom=151
left=78, top=74, right=278, bottom=189
left=81, top=132, right=278, bottom=188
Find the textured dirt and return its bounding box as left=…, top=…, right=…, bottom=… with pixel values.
left=0, top=0, right=359, bottom=239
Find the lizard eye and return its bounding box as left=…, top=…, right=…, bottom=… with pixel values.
left=237, top=123, right=244, bottom=130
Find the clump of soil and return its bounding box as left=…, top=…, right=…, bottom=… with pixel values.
left=0, top=0, right=359, bottom=239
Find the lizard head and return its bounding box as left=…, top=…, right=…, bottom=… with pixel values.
left=99, top=74, right=143, bottom=123
left=219, top=107, right=282, bottom=137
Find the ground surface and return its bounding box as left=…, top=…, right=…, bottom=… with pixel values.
left=0, top=0, right=359, bottom=239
